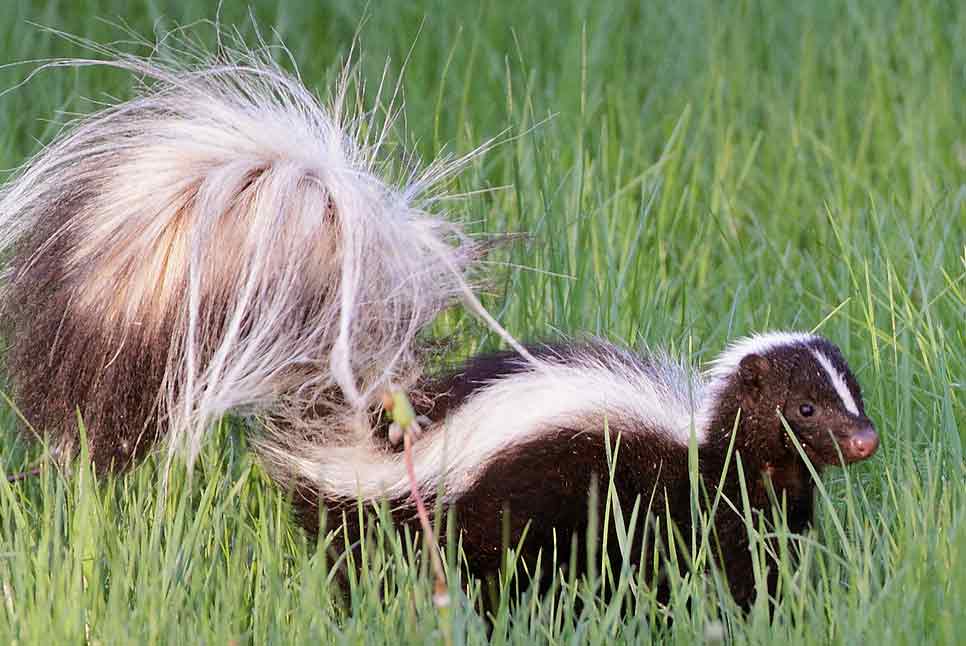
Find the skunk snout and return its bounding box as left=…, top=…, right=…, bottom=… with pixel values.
left=840, top=421, right=879, bottom=463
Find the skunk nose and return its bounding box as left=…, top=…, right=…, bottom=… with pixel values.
left=844, top=424, right=879, bottom=462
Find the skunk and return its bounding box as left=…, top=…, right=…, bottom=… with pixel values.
left=0, top=48, right=878, bottom=610
left=291, top=334, right=878, bottom=608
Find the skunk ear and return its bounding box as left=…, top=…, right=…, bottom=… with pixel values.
left=738, top=354, right=771, bottom=393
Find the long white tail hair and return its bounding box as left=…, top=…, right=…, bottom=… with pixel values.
left=0, top=38, right=521, bottom=469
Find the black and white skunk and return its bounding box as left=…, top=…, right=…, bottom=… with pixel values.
left=0, top=48, right=878, bottom=610
left=291, top=334, right=878, bottom=608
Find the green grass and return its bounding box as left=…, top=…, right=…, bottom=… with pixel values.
left=0, top=0, right=963, bottom=643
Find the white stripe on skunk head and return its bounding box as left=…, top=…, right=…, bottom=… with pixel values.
left=0, top=45, right=502, bottom=468
left=808, top=348, right=860, bottom=415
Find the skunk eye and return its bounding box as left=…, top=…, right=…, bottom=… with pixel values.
left=799, top=403, right=815, bottom=417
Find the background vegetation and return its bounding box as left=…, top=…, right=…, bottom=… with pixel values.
left=0, top=0, right=962, bottom=643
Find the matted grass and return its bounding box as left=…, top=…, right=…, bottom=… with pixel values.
left=0, top=0, right=962, bottom=643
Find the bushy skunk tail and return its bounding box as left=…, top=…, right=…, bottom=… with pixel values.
left=0, top=44, right=513, bottom=470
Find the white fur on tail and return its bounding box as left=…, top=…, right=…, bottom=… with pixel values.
left=0, top=44, right=513, bottom=465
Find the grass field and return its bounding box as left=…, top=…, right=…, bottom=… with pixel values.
left=0, top=0, right=963, bottom=643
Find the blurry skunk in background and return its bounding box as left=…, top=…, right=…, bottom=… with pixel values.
left=0, top=37, right=527, bottom=471
left=0, top=32, right=878, bottom=610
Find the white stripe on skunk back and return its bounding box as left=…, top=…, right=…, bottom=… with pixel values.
left=281, top=342, right=707, bottom=502
left=0, top=48, right=504, bottom=466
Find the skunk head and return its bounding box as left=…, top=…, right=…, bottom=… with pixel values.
left=706, top=332, right=879, bottom=467
left=778, top=339, right=878, bottom=465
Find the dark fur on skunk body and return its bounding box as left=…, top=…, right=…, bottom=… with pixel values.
left=294, top=337, right=878, bottom=610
